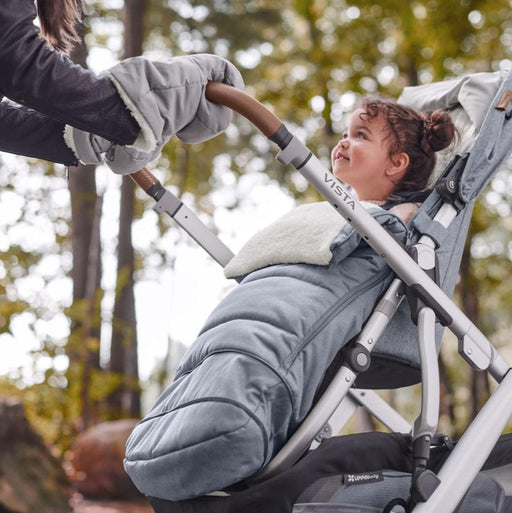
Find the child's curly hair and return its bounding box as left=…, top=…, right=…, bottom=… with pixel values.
left=360, top=98, right=456, bottom=193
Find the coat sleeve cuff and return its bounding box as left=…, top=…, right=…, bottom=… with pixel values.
left=105, top=71, right=158, bottom=154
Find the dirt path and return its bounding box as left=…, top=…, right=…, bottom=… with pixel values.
left=71, top=494, right=153, bottom=513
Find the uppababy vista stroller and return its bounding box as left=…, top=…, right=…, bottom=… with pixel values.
left=125, top=69, right=512, bottom=513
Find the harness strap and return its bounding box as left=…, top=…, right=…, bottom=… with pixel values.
left=411, top=210, right=450, bottom=248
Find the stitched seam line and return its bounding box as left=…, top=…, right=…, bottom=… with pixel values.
left=132, top=396, right=269, bottom=463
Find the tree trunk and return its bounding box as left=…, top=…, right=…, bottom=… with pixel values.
left=459, top=235, right=489, bottom=423
left=124, top=0, right=145, bottom=58
left=107, top=0, right=146, bottom=419
left=108, top=177, right=139, bottom=418
left=438, top=353, right=456, bottom=436
left=68, top=34, right=102, bottom=431
left=80, top=193, right=104, bottom=428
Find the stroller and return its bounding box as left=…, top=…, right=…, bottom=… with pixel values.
left=125, top=69, right=512, bottom=513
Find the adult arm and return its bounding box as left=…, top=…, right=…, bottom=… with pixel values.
left=0, top=0, right=140, bottom=146
left=0, top=100, right=77, bottom=165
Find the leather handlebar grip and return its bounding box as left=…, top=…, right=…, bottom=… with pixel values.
left=129, top=167, right=159, bottom=192
left=205, top=82, right=282, bottom=137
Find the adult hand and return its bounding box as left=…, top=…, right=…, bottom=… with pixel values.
left=64, top=54, right=244, bottom=174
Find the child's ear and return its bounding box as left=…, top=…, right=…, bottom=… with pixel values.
left=386, top=152, right=409, bottom=178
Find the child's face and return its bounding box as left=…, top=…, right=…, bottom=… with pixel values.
left=331, top=108, right=406, bottom=201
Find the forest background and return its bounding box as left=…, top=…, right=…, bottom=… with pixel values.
left=1, top=0, right=512, bottom=455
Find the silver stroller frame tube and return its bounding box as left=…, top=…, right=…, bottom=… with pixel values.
left=414, top=370, right=512, bottom=512
left=127, top=83, right=512, bottom=513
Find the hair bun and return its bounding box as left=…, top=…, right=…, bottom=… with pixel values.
left=422, top=109, right=456, bottom=153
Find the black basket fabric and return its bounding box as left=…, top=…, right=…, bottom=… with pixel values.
left=149, top=432, right=512, bottom=513
left=293, top=471, right=504, bottom=513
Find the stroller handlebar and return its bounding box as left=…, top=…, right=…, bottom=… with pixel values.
left=129, top=166, right=160, bottom=192
left=205, top=81, right=283, bottom=137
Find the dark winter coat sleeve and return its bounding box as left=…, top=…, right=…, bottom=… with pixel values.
left=0, top=0, right=141, bottom=162
left=0, top=99, right=77, bottom=166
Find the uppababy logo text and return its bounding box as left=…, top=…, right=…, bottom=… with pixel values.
left=343, top=472, right=384, bottom=486
left=324, top=174, right=356, bottom=210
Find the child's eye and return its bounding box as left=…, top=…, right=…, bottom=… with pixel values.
left=356, top=131, right=366, bottom=139
left=341, top=132, right=348, bottom=139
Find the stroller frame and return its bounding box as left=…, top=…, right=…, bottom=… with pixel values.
left=129, top=73, right=512, bottom=513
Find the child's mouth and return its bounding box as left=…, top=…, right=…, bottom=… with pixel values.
left=335, top=151, right=349, bottom=162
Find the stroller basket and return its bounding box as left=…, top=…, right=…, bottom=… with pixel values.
left=149, top=432, right=512, bottom=513
left=127, top=70, right=512, bottom=513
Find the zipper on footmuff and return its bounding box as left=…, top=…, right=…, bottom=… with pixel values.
left=286, top=267, right=393, bottom=367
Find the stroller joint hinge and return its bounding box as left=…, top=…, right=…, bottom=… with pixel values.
left=314, top=423, right=332, bottom=444
left=276, top=135, right=312, bottom=168
left=346, top=344, right=371, bottom=374
left=458, top=325, right=495, bottom=371
left=412, top=434, right=431, bottom=466
left=152, top=189, right=183, bottom=217
left=410, top=469, right=441, bottom=504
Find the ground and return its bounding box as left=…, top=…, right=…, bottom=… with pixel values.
left=71, top=494, right=153, bottom=513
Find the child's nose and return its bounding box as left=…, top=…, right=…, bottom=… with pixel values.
left=340, top=138, right=349, bottom=148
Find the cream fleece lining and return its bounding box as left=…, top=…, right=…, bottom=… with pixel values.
left=106, top=72, right=157, bottom=153
left=63, top=125, right=78, bottom=157
left=223, top=201, right=419, bottom=279
left=224, top=201, right=376, bottom=278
